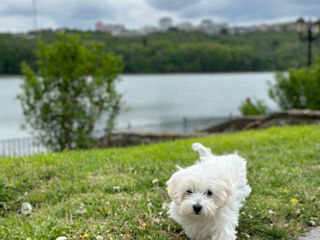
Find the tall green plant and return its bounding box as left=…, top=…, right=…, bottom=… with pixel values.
left=238, top=98, right=268, bottom=116
left=268, top=58, right=320, bottom=110
left=18, top=33, right=124, bottom=151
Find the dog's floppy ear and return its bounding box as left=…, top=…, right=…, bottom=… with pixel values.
left=213, top=178, right=232, bottom=208
left=166, top=170, right=183, bottom=204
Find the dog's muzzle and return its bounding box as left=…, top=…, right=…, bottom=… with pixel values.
left=193, top=204, right=202, bottom=214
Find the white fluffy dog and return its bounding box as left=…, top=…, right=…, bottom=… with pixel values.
left=167, top=143, right=251, bottom=240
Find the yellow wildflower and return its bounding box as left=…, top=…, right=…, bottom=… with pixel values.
left=290, top=198, right=298, bottom=204
left=82, top=233, right=89, bottom=238
left=141, top=223, right=147, bottom=227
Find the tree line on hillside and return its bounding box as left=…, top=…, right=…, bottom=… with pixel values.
left=0, top=30, right=319, bottom=74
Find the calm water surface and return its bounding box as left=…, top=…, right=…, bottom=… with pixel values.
left=0, top=73, right=278, bottom=139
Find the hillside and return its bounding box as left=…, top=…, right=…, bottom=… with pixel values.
left=0, top=125, right=319, bottom=239
left=1, top=30, right=320, bottom=74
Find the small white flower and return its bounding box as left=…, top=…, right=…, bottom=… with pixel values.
left=21, top=202, right=32, bottom=215
left=241, top=232, right=250, bottom=238
left=162, top=202, right=169, bottom=210
left=76, top=203, right=87, bottom=214
left=268, top=210, right=275, bottom=215
left=152, top=179, right=159, bottom=184
left=56, top=237, right=67, bottom=240
left=158, top=211, right=163, bottom=215
left=113, top=186, right=120, bottom=191
left=310, top=220, right=316, bottom=226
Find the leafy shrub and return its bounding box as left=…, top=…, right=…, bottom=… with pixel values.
left=238, top=98, right=268, bottom=115
left=18, top=33, right=124, bottom=151
left=268, top=58, right=320, bottom=110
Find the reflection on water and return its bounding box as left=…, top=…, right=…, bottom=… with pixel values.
left=0, top=73, right=278, bottom=139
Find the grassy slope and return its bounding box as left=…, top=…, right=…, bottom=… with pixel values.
left=0, top=125, right=319, bottom=240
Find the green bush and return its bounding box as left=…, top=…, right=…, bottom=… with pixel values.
left=268, top=58, right=320, bottom=110
left=17, top=33, right=124, bottom=151
left=238, top=98, right=268, bottom=115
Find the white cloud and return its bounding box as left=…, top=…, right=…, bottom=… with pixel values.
left=0, top=15, right=57, bottom=33
left=0, top=0, right=319, bottom=32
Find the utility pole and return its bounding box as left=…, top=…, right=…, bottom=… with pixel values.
left=32, top=0, right=38, bottom=30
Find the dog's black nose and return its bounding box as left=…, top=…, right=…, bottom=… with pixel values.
left=193, top=204, right=202, bottom=214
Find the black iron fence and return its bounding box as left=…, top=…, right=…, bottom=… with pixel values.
left=0, top=116, right=236, bottom=157
left=113, top=116, right=235, bottom=134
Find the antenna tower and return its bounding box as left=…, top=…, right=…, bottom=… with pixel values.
left=32, top=0, right=38, bottom=30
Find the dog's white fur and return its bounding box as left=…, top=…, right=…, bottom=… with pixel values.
left=167, top=143, right=251, bottom=240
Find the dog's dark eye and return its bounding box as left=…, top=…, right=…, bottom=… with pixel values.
left=207, top=190, right=213, bottom=196
left=186, top=189, right=193, bottom=194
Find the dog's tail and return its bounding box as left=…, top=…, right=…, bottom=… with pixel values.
left=192, top=143, right=213, bottom=161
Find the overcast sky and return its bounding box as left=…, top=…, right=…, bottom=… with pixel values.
left=0, top=0, right=319, bottom=32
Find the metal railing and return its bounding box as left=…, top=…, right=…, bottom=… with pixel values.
left=113, top=116, right=235, bottom=134
left=0, top=116, right=236, bottom=157
left=0, top=137, right=49, bottom=157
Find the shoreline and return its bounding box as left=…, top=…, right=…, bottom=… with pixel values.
left=0, top=71, right=278, bottom=78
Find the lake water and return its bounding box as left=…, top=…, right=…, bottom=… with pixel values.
left=0, top=73, right=278, bottom=139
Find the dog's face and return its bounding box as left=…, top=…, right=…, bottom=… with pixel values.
left=167, top=165, right=232, bottom=220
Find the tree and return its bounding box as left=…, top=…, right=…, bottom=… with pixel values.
left=18, top=33, right=124, bottom=151
left=238, top=97, right=268, bottom=116
left=268, top=58, right=320, bottom=110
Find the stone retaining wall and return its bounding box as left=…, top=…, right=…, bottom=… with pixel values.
left=244, top=109, right=320, bottom=130
left=99, top=110, right=320, bottom=147
left=204, top=109, right=320, bottom=133
left=203, top=116, right=263, bottom=133
left=98, top=131, right=207, bottom=148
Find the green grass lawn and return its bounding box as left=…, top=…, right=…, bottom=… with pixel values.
left=1, top=125, right=319, bottom=240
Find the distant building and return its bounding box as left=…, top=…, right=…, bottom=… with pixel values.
left=112, top=25, right=126, bottom=35
left=95, top=22, right=125, bottom=35
left=159, top=17, right=173, bottom=31
left=96, top=22, right=104, bottom=31
left=230, top=26, right=250, bottom=35
left=142, top=26, right=160, bottom=34
left=119, top=29, right=142, bottom=37
left=269, top=22, right=294, bottom=31
left=95, top=18, right=295, bottom=37
left=200, top=19, right=221, bottom=34
left=176, top=22, right=193, bottom=31
left=251, top=24, right=270, bottom=32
